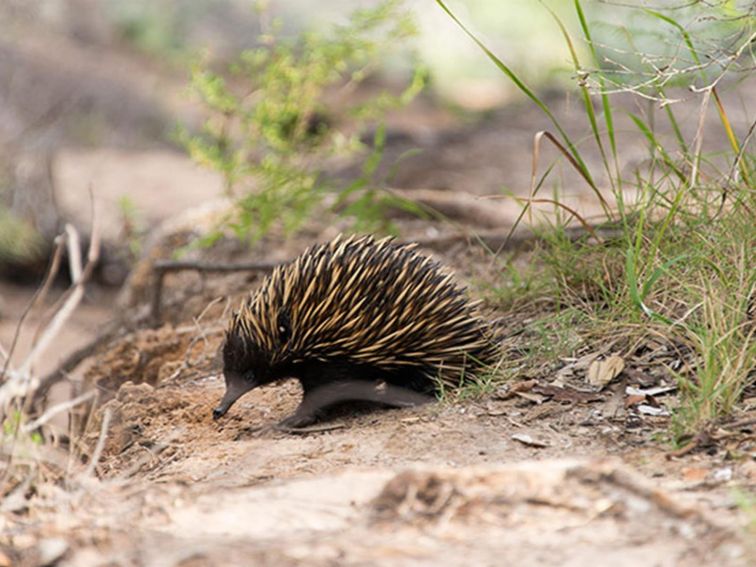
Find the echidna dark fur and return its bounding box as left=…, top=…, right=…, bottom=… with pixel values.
left=213, top=234, right=498, bottom=428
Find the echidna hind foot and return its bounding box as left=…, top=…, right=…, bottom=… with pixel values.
left=278, top=379, right=436, bottom=429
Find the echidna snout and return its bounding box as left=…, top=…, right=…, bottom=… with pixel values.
left=212, top=371, right=256, bottom=420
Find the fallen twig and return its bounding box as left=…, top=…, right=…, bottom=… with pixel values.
left=665, top=431, right=712, bottom=460
left=600, top=465, right=700, bottom=519
left=85, top=407, right=112, bottom=477
left=275, top=423, right=347, bottom=435
left=147, top=223, right=623, bottom=324
left=0, top=234, right=67, bottom=383
left=0, top=194, right=100, bottom=414
left=17, top=221, right=100, bottom=379
left=389, top=188, right=520, bottom=228
left=412, top=225, right=622, bottom=252
left=720, top=416, right=756, bottom=431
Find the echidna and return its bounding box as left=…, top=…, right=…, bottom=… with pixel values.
left=213, top=234, right=498, bottom=427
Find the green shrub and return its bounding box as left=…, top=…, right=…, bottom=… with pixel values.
left=437, top=0, right=755, bottom=440
left=178, top=0, right=425, bottom=245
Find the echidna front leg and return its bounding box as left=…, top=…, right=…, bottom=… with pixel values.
left=276, top=382, right=344, bottom=429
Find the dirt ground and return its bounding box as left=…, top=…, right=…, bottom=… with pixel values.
left=2, top=231, right=754, bottom=566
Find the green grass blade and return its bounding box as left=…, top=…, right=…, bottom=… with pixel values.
left=642, top=9, right=702, bottom=68
left=433, top=0, right=597, bottom=192
left=640, top=253, right=688, bottom=300
left=625, top=245, right=675, bottom=325
left=574, top=0, right=619, bottom=182
left=540, top=0, right=613, bottom=192
left=538, top=131, right=612, bottom=213
left=713, top=88, right=752, bottom=187
left=629, top=113, right=687, bottom=183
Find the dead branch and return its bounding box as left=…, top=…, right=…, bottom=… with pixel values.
left=389, top=188, right=521, bottom=228
left=0, top=234, right=67, bottom=382
left=0, top=208, right=100, bottom=410
left=65, top=223, right=83, bottom=283
left=412, top=225, right=621, bottom=252
left=149, top=259, right=281, bottom=323
left=85, top=407, right=111, bottom=477
left=17, top=221, right=100, bottom=379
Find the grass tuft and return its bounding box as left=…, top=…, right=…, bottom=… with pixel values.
left=438, top=0, right=756, bottom=442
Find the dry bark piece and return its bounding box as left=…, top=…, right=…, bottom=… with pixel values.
left=532, top=384, right=603, bottom=403
left=625, top=394, right=647, bottom=407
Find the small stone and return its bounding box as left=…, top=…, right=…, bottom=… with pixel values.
left=711, top=467, right=732, bottom=483
left=38, top=538, right=68, bottom=565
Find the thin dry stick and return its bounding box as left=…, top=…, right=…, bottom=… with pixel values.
left=21, top=390, right=96, bottom=434
left=0, top=234, right=67, bottom=383
left=275, top=423, right=347, bottom=435
left=0, top=200, right=100, bottom=408
left=723, top=416, right=756, bottom=430
left=85, top=407, right=111, bottom=477
left=150, top=225, right=625, bottom=323
left=32, top=235, right=67, bottom=312
left=0, top=217, right=99, bottom=487
left=28, top=237, right=70, bottom=350
left=65, top=223, right=82, bottom=283
left=723, top=118, right=756, bottom=202
left=689, top=88, right=712, bottom=190
left=188, top=297, right=226, bottom=360
left=516, top=198, right=599, bottom=241
left=15, top=225, right=94, bottom=379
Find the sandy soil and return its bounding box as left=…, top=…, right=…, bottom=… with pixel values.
left=2, top=314, right=751, bottom=566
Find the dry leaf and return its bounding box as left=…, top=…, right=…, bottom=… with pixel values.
left=681, top=467, right=709, bottom=483
left=587, top=355, right=625, bottom=389
left=624, top=394, right=646, bottom=407
left=494, top=379, right=536, bottom=400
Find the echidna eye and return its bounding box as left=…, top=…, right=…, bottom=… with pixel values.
left=277, top=309, right=292, bottom=344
